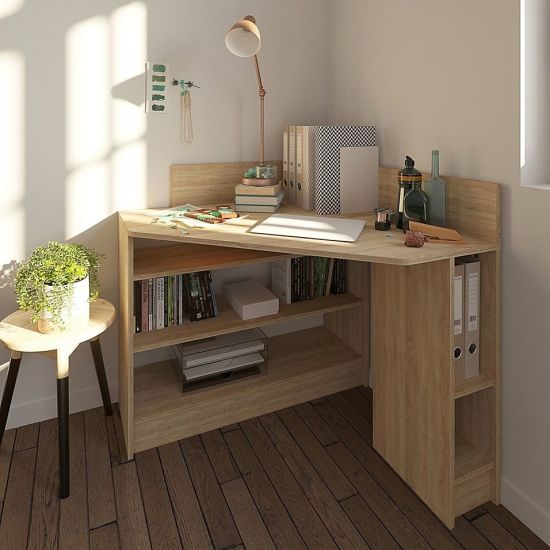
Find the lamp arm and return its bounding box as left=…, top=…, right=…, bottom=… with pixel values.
left=253, top=55, right=266, bottom=165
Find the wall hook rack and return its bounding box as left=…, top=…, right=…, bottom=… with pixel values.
left=172, top=79, right=201, bottom=91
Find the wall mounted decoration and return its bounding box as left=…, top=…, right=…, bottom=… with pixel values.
left=145, top=62, right=169, bottom=113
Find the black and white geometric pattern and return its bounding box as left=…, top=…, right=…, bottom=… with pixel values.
left=314, top=126, right=376, bottom=215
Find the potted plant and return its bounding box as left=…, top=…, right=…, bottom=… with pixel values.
left=14, top=242, right=104, bottom=333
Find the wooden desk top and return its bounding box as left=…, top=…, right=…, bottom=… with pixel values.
left=119, top=206, right=499, bottom=266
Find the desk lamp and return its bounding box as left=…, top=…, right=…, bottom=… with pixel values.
left=225, top=15, right=278, bottom=186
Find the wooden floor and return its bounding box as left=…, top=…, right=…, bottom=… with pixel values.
left=0, top=387, right=547, bottom=550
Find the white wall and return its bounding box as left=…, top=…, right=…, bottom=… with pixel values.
left=328, top=0, right=550, bottom=542
left=0, top=0, right=330, bottom=426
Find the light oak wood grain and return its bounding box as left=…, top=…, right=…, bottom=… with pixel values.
left=120, top=207, right=498, bottom=267
left=379, top=167, right=500, bottom=242
left=134, top=292, right=362, bottom=352
left=134, top=243, right=286, bottom=280
left=171, top=161, right=284, bottom=207
left=372, top=259, right=454, bottom=527
left=133, top=327, right=363, bottom=453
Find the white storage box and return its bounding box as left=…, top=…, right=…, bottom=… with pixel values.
left=223, top=280, right=279, bottom=320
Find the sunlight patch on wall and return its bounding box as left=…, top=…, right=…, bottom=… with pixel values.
left=0, top=0, right=24, bottom=20
left=65, top=162, right=109, bottom=239
left=111, top=140, right=147, bottom=211
left=0, top=50, right=24, bottom=261
left=66, top=16, right=110, bottom=169
left=111, top=2, right=146, bottom=86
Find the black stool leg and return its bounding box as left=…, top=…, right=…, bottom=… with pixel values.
left=89, top=338, right=113, bottom=416
left=57, top=377, right=69, bottom=499
left=0, top=353, right=22, bottom=444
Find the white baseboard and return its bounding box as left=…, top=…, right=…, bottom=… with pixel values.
left=501, top=477, right=550, bottom=545
left=6, top=383, right=119, bottom=430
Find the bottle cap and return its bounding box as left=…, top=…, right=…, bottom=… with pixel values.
left=405, top=156, right=415, bottom=168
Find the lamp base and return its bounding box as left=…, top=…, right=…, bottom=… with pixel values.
left=241, top=177, right=279, bottom=187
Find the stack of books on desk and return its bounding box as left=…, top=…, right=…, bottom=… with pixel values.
left=234, top=182, right=284, bottom=213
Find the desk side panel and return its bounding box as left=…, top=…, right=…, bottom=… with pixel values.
left=118, top=216, right=134, bottom=459
left=372, top=259, right=454, bottom=527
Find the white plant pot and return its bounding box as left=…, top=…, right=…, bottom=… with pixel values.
left=38, top=276, right=90, bottom=333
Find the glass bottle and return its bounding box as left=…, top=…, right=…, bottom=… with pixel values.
left=423, top=150, right=446, bottom=227
left=403, top=180, right=431, bottom=229
left=396, top=156, right=422, bottom=229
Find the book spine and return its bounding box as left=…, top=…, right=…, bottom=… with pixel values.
left=163, top=276, right=169, bottom=327
left=189, top=273, right=203, bottom=321
left=210, top=272, right=218, bottom=316
left=148, top=279, right=153, bottom=329
left=141, top=280, right=148, bottom=332
left=182, top=274, right=192, bottom=321
left=178, top=274, right=184, bottom=324
left=134, top=282, right=141, bottom=333
left=156, top=277, right=164, bottom=329
left=292, top=258, right=299, bottom=303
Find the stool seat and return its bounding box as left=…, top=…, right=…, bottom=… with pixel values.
left=0, top=299, right=115, bottom=354
left=0, top=298, right=115, bottom=499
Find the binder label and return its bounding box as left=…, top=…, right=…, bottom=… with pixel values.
left=468, top=272, right=479, bottom=331
left=453, top=275, right=463, bottom=335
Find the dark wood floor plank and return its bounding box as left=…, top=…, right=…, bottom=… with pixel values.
left=59, top=412, right=88, bottom=550
left=0, top=446, right=36, bottom=550
left=326, top=392, right=373, bottom=444
left=180, top=435, right=241, bottom=550
left=472, top=513, right=527, bottom=549
left=0, top=428, right=15, bottom=517
left=220, top=423, right=240, bottom=433
left=135, top=448, right=182, bottom=550
left=158, top=442, right=213, bottom=550
left=483, top=501, right=550, bottom=549
left=112, top=461, right=151, bottom=550
left=340, top=494, right=399, bottom=550
left=85, top=407, right=116, bottom=529
left=259, top=413, right=368, bottom=550
left=90, top=522, right=120, bottom=550
left=314, top=398, right=462, bottom=549
left=201, top=429, right=240, bottom=484
left=240, top=418, right=337, bottom=550
left=451, top=516, right=495, bottom=550
left=342, top=388, right=373, bottom=422
left=14, top=422, right=39, bottom=452
left=224, top=427, right=307, bottom=550
left=327, top=441, right=429, bottom=549
left=294, top=402, right=339, bottom=447
left=28, top=418, right=59, bottom=550
left=357, top=385, right=373, bottom=403
left=222, top=477, right=276, bottom=550
left=277, top=407, right=356, bottom=501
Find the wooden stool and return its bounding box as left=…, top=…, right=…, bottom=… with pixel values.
left=0, top=299, right=115, bottom=498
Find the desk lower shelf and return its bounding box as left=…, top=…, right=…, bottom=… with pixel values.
left=132, top=326, right=363, bottom=453
left=133, top=292, right=362, bottom=352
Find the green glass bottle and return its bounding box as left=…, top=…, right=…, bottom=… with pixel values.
left=424, top=150, right=446, bottom=227
left=403, top=179, right=430, bottom=229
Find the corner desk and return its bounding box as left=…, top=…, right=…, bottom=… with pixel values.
left=118, top=163, right=501, bottom=528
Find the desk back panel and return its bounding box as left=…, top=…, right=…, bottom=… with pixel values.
left=171, top=162, right=500, bottom=243
left=379, top=167, right=500, bottom=242
left=171, top=161, right=284, bottom=207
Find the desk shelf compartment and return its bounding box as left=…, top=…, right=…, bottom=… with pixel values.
left=132, top=326, right=364, bottom=453
left=454, top=387, right=497, bottom=516
left=454, top=251, right=499, bottom=399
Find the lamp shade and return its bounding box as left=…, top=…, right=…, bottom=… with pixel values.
left=225, top=15, right=261, bottom=57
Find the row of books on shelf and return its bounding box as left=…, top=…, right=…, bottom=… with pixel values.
left=272, top=257, right=347, bottom=304
left=133, top=271, right=217, bottom=333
